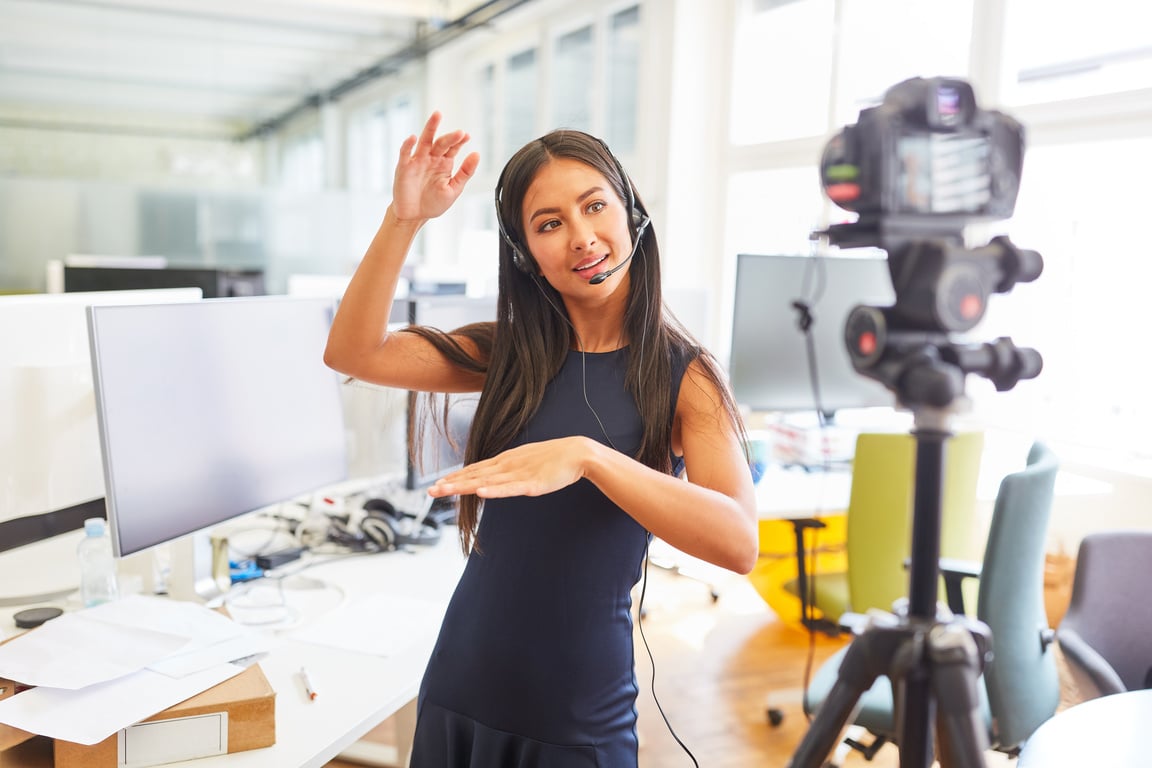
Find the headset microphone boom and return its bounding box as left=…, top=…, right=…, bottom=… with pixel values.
left=588, top=215, right=651, bottom=285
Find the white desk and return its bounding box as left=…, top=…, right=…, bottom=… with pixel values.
left=754, top=467, right=852, bottom=520
left=1017, top=690, right=1152, bottom=767
left=0, top=535, right=467, bottom=768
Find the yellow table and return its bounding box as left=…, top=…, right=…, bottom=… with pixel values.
left=749, top=468, right=852, bottom=630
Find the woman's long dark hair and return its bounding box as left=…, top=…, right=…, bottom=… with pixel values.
left=404, top=130, right=745, bottom=554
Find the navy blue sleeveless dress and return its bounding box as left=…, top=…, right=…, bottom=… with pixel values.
left=409, top=346, right=690, bottom=768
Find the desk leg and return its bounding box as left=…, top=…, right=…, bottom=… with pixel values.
left=789, top=518, right=841, bottom=637
left=334, top=697, right=417, bottom=767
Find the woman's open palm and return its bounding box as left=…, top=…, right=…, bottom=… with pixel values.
left=392, top=112, right=480, bottom=222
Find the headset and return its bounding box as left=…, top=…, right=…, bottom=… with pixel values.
left=363, top=496, right=442, bottom=549
left=495, top=133, right=651, bottom=282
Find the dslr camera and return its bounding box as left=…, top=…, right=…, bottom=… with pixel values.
left=815, top=77, right=1042, bottom=408
left=820, top=76, right=1024, bottom=246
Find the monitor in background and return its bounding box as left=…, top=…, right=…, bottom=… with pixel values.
left=65, top=264, right=265, bottom=298
left=0, top=288, right=203, bottom=606
left=729, top=253, right=896, bottom=421
left=402, top=296, right=496, bottom=491
left=87, top=296, right=348, bottom=601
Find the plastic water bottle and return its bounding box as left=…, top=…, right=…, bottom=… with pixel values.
left=77, top=517, right=120, bottom=607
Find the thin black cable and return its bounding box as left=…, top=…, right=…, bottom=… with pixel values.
left=791, top=256, right=836, bottom=723
left=638, top=538, right=700, bottom=767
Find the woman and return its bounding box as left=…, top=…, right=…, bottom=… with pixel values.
left=325, top=112, right=757, bottom=767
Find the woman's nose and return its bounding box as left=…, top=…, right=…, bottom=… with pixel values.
left=569, top=219, right=596, bottom=251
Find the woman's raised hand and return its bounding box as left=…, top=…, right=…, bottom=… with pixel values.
left=392, top=112, right=480, bottom=223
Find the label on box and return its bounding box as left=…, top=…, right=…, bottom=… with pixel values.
left=118, top=712, right=228, bottom=768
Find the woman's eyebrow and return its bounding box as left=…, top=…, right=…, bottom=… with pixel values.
left=528, top=186, right=605, bottom=222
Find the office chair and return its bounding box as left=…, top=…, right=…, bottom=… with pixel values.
left=783, top=430, right=985, bottom=631
left=802, top=441, right=1060, bottom=762
left=1057, top=529, right=1152, bottom=696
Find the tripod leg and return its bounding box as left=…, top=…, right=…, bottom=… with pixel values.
left=929, top=623, right=991, bottom=768
left=787, top=624, right=902, bottom=768
left=894, top=673, right=936, bottom=768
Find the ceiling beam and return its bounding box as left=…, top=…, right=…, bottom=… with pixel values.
left=239, top=0, right=535, bottom=141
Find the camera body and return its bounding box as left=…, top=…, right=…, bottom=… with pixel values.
left=820, top=77, right=1025, bottom=247
left=814, top=77, right=1041, bottom=408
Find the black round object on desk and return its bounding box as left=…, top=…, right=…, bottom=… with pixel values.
left=14, top=606, right=63, bottom=629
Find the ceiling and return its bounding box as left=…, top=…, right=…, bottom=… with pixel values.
left=0, top=0, right=530, bottom=141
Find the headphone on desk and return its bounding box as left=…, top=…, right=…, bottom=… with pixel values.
left=359, top=497, right=442, bottom=550
left=495, top=133, right=651, bottom=278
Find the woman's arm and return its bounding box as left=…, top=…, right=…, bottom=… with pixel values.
left=428, top=360, right=759, bottom=574
left=324, top=112, right=484, bottom=393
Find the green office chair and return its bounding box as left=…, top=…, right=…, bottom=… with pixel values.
left=803, top=441, right=1061, bottom=762
left=786, top=430, right=985, bottom=628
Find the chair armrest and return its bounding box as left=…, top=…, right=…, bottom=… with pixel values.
left=938, top=557, right=981, bottom=615
left=1057, top=627, right=1128, bottom=696
left=837, top=611, right=868, bottom=634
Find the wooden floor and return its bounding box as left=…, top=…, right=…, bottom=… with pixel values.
left=325, top=558, right=1069, bottom=767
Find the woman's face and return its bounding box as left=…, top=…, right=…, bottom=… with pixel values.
left=519, top=157, right=634, bottom=293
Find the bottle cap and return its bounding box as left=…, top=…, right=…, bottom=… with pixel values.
left=84, top=517, right=106, bottom=537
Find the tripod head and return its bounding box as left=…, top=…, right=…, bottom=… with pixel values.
left=814, top=76, right=1043, bottom=410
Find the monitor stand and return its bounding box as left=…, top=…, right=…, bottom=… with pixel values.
left=118, top=531, right=231, bottom=603
left=167, top=532, right=232, bottom=603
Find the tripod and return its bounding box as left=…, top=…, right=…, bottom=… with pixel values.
left=787, top=405, right=993, bottom=768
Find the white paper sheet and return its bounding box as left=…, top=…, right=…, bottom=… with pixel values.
left=0, top=595, right=263, bottom=688
left=0, top=611, right=188, bottom=689
left=289, top=593, right=446, bottom=657
left=0, top=662, right=245, bottom=745
left=148, top=633, right=277, bottom=678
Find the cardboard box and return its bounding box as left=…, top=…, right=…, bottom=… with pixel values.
left=54, top=663, right=275, bottom=768
left=1, top=664, right=275, bottom=768
left=0, top=677, right=36, bottom=755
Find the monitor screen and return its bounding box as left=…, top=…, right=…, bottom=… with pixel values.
left=0, top=288, right=203, bottom=604
left=409, top=393, right=480, bottom=491
left=87, top=296, right=348, bottom=569
left=403, top=296, right=496, bottom=490
left=729, top=253, right=896, bottom=417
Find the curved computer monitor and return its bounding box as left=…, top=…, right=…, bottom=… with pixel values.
left=729, top=253, right=896, bottom=419
left=0, top=288, right=203, bottom=605
left=87, top=296, right=348, bottom=600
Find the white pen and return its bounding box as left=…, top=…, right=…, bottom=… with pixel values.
left=298, top=667, right=317, bottom=701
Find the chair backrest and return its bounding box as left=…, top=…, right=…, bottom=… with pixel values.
left=976, top=441, right=1061, bottom=751
left=1059, top=530, right=1152, bottom=693
left=846, top=430, right=984, bottom=614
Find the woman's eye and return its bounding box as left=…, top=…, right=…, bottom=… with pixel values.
left=587, top=201, right=606, bottom=214
left=538, top=219, right=560, bottom=233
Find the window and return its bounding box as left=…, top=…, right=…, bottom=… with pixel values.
left=725, top=0, right=1152, bottom=466
left=280, top=131, right=324, bottom=191
left=730, top=0, right=835, bottom=144
left=725, top=167, right=825, bottom=257
left=346, top=97, right=417, bottom=194
left=505, top=48, right=538, bottom=156
left=605, top=6, right=641, bottom=154
left=972, top=135, right=1152, bottom=456
left=552, top=25, right=595, bottom=132
left=1002, top=0, right=1152, bottom=105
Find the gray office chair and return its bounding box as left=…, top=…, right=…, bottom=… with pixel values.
left=803, top=441, right=1061, bottom=761
left=1057, top=530, right=1152, bottom=696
